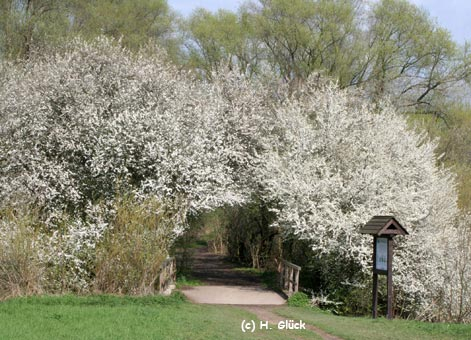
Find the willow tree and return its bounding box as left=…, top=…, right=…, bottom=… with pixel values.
left=357, top=0, right=471, bottom=112
left=0, top=0, right=70, bottom=58
left=184, top=8, right=262, bottom=78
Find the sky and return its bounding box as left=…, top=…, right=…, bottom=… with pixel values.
left=409, top=0, right=471, bottom=44
left=168, top=0, right=471, bottom=45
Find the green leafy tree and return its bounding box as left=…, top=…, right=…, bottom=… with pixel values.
left=410, top=103, right=471, bottom=210
left=357, top=0, right=471, bottom=112
left=248, top=0, right=361, bottom=84
left=0, top=0, right=181, bottom=61
left=0, top=0, right=71, bottom=59
left=69, top=0, right=177, bottom=52
left=184, top=8, right=261, bottom=78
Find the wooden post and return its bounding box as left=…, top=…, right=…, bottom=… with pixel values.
left=284, top=265, right=289, bottom=289
left=372, top=272, right=378, bottom=318
left=372, top=236, right=378, bottom=319
left=281, top=265, right=285, bottom=289
left=159, top=271, right=164, bottom=292
left=158, top=257, right=177, bottom=294
left=278, top=262, right=283, bottom=289
left=171, top=258, right=175, bottom=288
left=294, top=268, right=300, bottom=293
left=288, top=267, right=293, bottom=293
left=387, top=237, right=393, bottom=319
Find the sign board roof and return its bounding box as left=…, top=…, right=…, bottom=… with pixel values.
left=359, top=216, right=408, bottom=236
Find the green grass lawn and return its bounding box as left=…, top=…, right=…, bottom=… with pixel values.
left=175, top=275, right=203, bottom=289
left=0, top=293, right=313, bottom=340
left=274, top=306, right=471, bottom=340
left=2, top=293, right=470, bottom=340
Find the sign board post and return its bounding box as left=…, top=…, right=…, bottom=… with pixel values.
left=360, top=216, right=408, bottom=320
left=372, top=236, right=393, bottom=319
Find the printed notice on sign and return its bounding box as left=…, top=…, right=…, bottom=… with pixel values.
left=375, top=237, right=388, bottom=271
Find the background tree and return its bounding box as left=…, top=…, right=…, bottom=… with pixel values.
left=0, top=0, right=182, bottom=61
left=183, top=8, right=261, bottom=78
left=0, top=0, right=71, bottom=59
left=248, top=0, right=360, bottom=84
left=181, top=0, right=471, bottom=113
left=68, top=0, right=180, bottom=54
left=357, top=0, right=471, bottom=113
left=411, top=103, right=471, bottom=210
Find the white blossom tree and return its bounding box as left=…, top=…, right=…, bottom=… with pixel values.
left=0, top=38, right=467, bottom=319
left=256, top=77, right=460, bottom=318
left=0, top=38, right=268, bottom=291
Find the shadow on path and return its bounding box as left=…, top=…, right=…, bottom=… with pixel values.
left=180, top=246, right=286, bottom=305
left=188, top=246, right=263, bottom=286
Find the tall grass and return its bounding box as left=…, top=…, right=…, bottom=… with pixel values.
left=0, top=195, right=182, bottom=299
left=0, top=207, right=44, bottom=299
left=94, top=195, right=179, bottom=295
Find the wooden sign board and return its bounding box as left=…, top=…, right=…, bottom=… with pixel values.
left=360, top=216, right=408, bottom=320
left=374, top=237, right=388, bottom=273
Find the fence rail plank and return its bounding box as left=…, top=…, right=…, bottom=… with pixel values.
left=278, top=259, right=301, bottom=297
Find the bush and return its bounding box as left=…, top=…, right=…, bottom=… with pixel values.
left=0, top=36, right=468, bottom=322
left=94, top=195, right=182, bottom=295
left=0, top=195, right=183, bottom=298
left=0, top=207, right=44, bottom=300
left=287, top=292, right=311, bottom=307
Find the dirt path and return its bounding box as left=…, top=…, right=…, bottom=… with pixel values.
left=180, top=246, right=286, bottom=305
left=186, top=246, right=264, bottom=286
left=179, top=246, right=344, bottom=340
left=239, top=306, right=344, bottom=340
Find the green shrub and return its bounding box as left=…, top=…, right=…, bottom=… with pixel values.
left=287, top=292, right=311, bottom=307
left=93, top=194, right=180, bottom=295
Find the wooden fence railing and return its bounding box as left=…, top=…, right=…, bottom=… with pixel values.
left=278, top=259, right=301, bottom=297
left=159, top=257, right=176, bottom=294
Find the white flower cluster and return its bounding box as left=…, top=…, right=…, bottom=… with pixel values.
left=0, top=38, right=258, bottom=218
